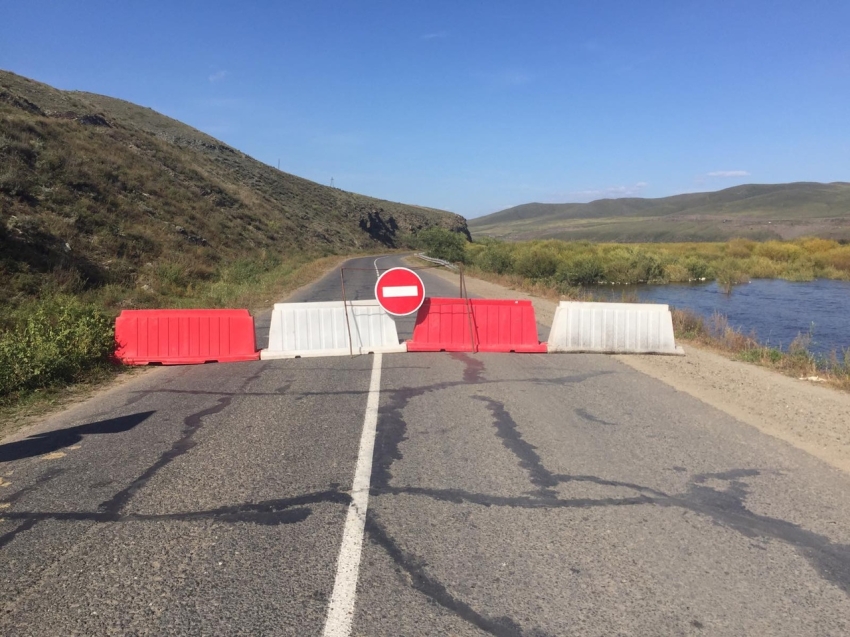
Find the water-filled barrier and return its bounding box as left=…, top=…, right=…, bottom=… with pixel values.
left=471, top=299, right=548, bottom=353
left=407, top=298, right=476, bottom=352
left=115, top=309, right=260, bottom=365
left=261, top=301, right=406, bottom=359
left=408, top=298, right=546, bottom=353
left=547, top=301, right=684, bottom=355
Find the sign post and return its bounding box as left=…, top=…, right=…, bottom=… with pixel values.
left=375, top=267, right=426, bottom=316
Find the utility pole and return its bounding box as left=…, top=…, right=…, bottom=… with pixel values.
left=330, top=177, right=335, bottom=189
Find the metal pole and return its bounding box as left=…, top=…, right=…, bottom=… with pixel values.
left=460, top=264, right=476, bottom=353
left=340, top=268, right=355, bottom=357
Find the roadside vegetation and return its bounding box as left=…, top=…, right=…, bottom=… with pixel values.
left=0, top=252, right=349, bottom=410
left=459, top=237, right=850, bottom=292
left=671, top=309, right=850, bottom=391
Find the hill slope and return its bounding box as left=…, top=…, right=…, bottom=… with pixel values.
left=0, top=70, right=468, bottom=303
left=470, top=183, right=850, bottom=242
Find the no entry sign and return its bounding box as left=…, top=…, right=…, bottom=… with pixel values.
left=375, top=267, right=425, bottom=316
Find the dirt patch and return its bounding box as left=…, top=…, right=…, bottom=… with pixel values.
left=415, top=257, right=850, bottom=474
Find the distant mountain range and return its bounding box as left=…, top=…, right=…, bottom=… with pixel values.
left=0, top=70, right=467, bottom=302
left=469, top=182, right=850, bottom=242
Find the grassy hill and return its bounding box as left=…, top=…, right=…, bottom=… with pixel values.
left=470, top=183, right=850, bottom=242
left=0, top=70, right=469, bottom=306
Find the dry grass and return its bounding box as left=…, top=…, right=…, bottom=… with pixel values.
left=672, top=309, right=850, bottom=391
left=1, top=69, right=467, bottom=311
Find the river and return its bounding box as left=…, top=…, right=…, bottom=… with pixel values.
left=593, top=279, right=850, bottom=355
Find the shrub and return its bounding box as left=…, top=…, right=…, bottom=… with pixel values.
left=556, top=254, right=605, bottom=286
left=512, top=244, right=559, bottom=279
left=682, top=256, right=713, bottom=280
left=601, top=248, right=665, bottom=284
left=671, top=308, right=707, bottom=339
left=824, top=246, right=850, bottom=272
left=715, top=258, right=750, bottom=293
left=747, top=256, right=784, bottom=279
left=798, top=238, right=839, bottom=254
left=663, top=263, right=691, bottom=282
left=0, top=297, right=116, bottom=401
left=417, top=227, right=468, bottom=263
left=629, top=251, right=665, bottom=282
left=754, top=241, right=802, bottom=262
left=727, top=238, right=757, bottom=258
left=783, top=259, right=816, bottom=282
left=472, top=242, right=514, bottom=274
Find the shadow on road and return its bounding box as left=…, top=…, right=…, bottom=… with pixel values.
left=0, top=411, right=156, bottom=463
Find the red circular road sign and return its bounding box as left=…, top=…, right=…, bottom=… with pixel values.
left=375, top=267, right=426, bottom=316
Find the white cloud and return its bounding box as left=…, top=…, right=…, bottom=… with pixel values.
left=421, top=31, right=448, bottom=40
left=707, top=170, right=750, bottom=178
left=208, top=70, right=229, bottom=83
left=568, top=182, right=649, bottom=201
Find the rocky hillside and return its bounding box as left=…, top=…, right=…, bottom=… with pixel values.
left=0, top=70, right=469, bottom=303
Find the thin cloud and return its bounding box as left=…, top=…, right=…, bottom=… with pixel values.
left=421, top=31, right=448, bottom=40
left=208, top=70, right=229, bottom=83
left=569, top=182, right=648, bottom=201
left=479, top=67, right=532, bottom=89
left=707, top=170, right=750, bottom=178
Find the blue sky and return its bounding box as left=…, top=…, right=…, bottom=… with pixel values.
left=2, top=1, right=848, bottom=218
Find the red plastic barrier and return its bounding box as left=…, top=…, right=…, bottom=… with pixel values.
left=407, top=298, right=475, bottom=352
left=407, top=298, right=546, bottom=353
left=115, top=309, right=259, bottom=365
left=470, top=299, right=547, bottom=353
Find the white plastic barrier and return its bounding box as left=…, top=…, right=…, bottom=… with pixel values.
left=547, top=302, right=684, bottom=355
left=261, top=301, right=407, bottom=359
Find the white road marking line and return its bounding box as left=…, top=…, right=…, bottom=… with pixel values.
left=381, top=285, right=418, bottom=298
left=322, top=353, right=383, bottom=637
left=373, top=257, right=384, bottom=277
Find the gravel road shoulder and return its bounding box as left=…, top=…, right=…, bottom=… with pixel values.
left=416, top=260, right=850, bottom=474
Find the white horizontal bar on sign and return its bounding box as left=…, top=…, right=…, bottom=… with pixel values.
left=382, top=286, right=418, bottom=298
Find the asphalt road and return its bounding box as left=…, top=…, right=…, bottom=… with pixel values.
left=2, top=254, right=850, bottom=636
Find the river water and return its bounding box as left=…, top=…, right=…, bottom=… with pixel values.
left=593, top=279, right=850, bottom=355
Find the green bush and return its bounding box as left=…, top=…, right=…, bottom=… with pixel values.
left=512, top=245, right=559, bottom=279
left=472, top=242, right=514, bottom=274
left=682, top=256, right=713, bottom=280
left=556, top=254, right=605, bottom=286
left=0, top=297, right=115, bottom=401
left=417, top=227, right=468, bottom=263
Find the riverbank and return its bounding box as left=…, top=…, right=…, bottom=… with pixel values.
left=413, top=258, right=850, bottom=475
left=447, top=261, right=850, bottom=389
